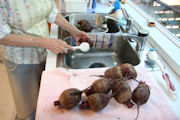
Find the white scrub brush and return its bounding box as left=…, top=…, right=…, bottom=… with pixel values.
left=147, top=48, right=177, bottom=100
left=72, top=42, right=90, bottom=53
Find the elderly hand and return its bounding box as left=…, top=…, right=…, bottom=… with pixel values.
left=72, top=30, right=89, bottom=45
left=44, top=38, right=75, bottom=54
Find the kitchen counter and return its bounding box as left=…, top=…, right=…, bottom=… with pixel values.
left=45, top=2, right=180, bottom=119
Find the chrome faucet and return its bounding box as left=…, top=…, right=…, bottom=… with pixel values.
left=104, top=7, right=133, bottom=33
left=122, top=29, right=149, bottom=51
left=120, top=7, right=134, bottom=33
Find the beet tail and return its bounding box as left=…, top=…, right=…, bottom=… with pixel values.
left=135, top=105, right=139, bottom=120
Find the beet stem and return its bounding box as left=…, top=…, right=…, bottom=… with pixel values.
left=83, top=86, right=93, bottom=96
left=82, top=85, right=91, bottom=91
left=90, top=75, right=104, bottom=77
left=114, top=78, right=125, bottom=81
left=132, top=78, right=140, bottom=83
left=109, top=87, right=126, bottom=98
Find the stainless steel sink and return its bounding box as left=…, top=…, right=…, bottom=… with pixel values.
left=65, top=49, right=119, bottom=69
left=57, top=36, right=140, bottom=69
left=57, top=13, right=141, bottom=69
left=59, top=14, right=121, bottom=40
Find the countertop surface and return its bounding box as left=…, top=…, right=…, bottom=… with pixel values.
left=36, top=67, right=178, bottom=120
left=44, top=1, right=180, bottom=119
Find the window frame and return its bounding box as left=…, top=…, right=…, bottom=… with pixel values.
left=126, top=1, right=180, bottom=76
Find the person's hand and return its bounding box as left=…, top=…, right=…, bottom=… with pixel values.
left=72, top=30, right=89, bottom=45
left=43, top=38, right=75, bottom=54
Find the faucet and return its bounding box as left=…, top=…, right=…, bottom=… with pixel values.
left=122, top=29, right=149, bottom=51
left=104, top=7, right=133, bottom=33
left=120, top=7, right=134, bottom=33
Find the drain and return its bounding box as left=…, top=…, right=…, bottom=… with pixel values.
left=89, top=63, right=106, bottom=68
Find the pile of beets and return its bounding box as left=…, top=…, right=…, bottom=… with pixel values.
left=54, top=63, right=150, bottom=120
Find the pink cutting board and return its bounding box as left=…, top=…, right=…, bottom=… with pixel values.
left=36, top=67, right=178, bottom=120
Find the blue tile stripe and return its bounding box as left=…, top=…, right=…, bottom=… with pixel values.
left=101, top=33, right=105, bottom=48
left=108, top=34, right=114, bottom=48
left=95, top=34, right=98, bottom=48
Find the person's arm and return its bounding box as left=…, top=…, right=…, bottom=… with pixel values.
left=46, top=2, right=89, bottom=44
left=0, top=1, right=75, bottom=54
left=54, top=13, right=89, bottom=44
left=54, top=13, right=81, bottom=35
left=0, top=34, right=74, bottom=54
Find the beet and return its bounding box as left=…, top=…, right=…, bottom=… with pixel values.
left=91, top=78, right=115, bottom=94
left=78, top=19, right=88, bottom=25
left=87, top=89, right=121, bottom=111
left=79, top=37, right=93, bottom=48
left=112, top=81, right=132, bottom=104
left=120, top=63, right=137, bottom=79
left=83, top=78, right=115, bottom=97
left=81, top=87, right=121, bottom=111
left=78, top=19, right=93, bottom=32
left=54, top=88, right=82, bottom=109
left=81, top=22, right=93, bottom=32
left=87, top=93, right=110, bottom=111
left=91, top=66, right=123, bottom=80
left=105, top=66, right=123, bottom=79
left=132, top=82, right=150, bottom=120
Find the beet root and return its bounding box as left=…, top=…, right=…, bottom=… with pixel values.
left=78, top=19, right=93, bottom=32
left=90, top=66, right=123, bottom=80
left=84, top=87, right=122, bottom=111
left=55, top=88, right=82, bottom=109
left=79, top=37, right=93, bottom=48
left=91, top=78, right=115, bottom=94
left=120, top=63, right=137, bottom=79
left=132, top=82, right=150, bottom=106
left=112, top=81, right=132, bottom=104
left=87, top=93, right=110, bottom=111
left=104, top=66, right=123, bottom=79
left=84, top=78, right=115, bottom=96
left=132, top=82, right=150, bottom=120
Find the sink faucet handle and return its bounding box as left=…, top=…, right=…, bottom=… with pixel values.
left=138, top=29, right=149, bottom=37
left=138, top=29, right=149, bottom=51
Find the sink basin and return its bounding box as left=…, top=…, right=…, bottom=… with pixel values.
left=57, top=36, right=140, bottom=69
left=57, top=13, right=140, bottom=69
left=65, top=49, right=119, bottom=69
left=58, top=14, right=123, bottom=39
left=59, top=14, right=120, bottom=40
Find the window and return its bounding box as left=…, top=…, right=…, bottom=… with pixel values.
left=129, top=0, right=180, bottom=46
left=125, top=0, right=180, bottom=76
